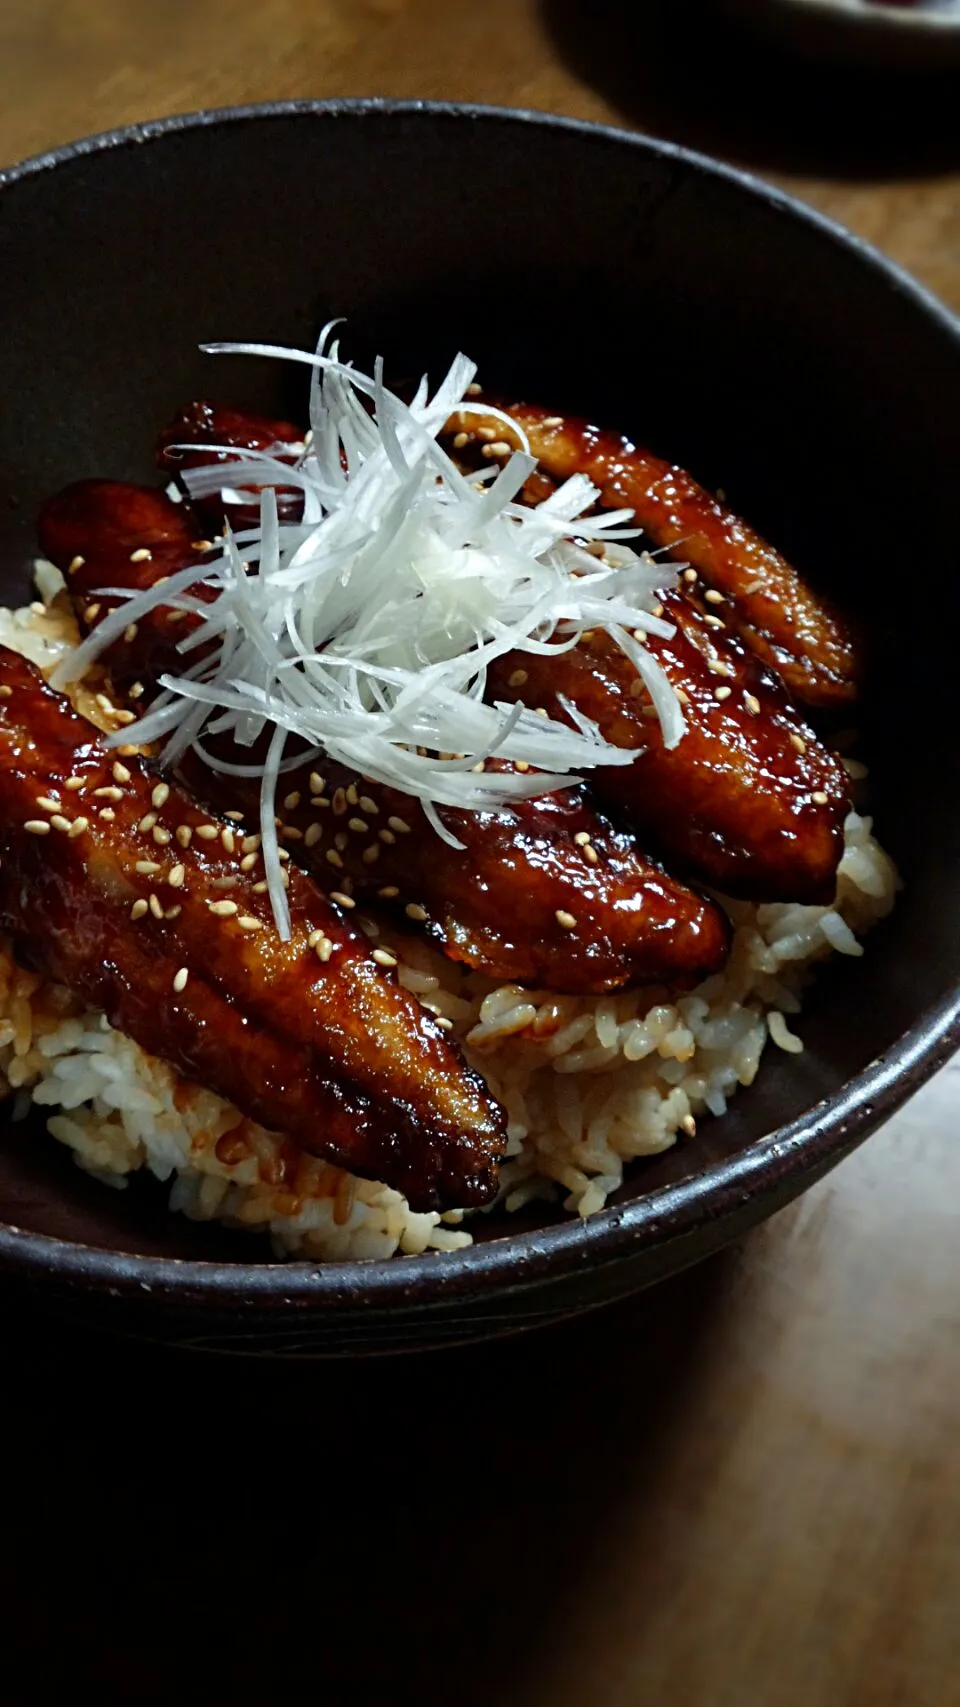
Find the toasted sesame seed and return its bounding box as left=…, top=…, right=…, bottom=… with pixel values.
left=452, top=430, right=470, bottom=449
left=282, top=826, right=303, bottom=842
left=49, top=814, right=71, bottom=833
left=175, top=825, right=193, bottom=849
left=152, top=826, right=171, bottom=845
left=811, top=790, right=829, bottom=805
left=515, top=760, right=530, bottom=773
left=277, top=848, right=290, bottom=863
left=71, top=817, right=90, bottom=839
left=333, top=831, right=348, bottom=852
left=64, top=776, right=84, bottom=790
left=405, top=903, right=428, bottom=922
left=388, top=815, right=410, bottom=835
left=167, top=864, right=185, bottom=888
left=632, top=627, right=647, bottom=643
left=220, top=827, right=235, bottom=853
left=138, top=813, right=157, bottom=834
left=212, top=874, right=238, bottom=889
left=151, top=782, right=169, bottom=809
left=346, top=783, right=359, bottom=807
left=303, top=822, right=323, bottom=850
left=172, top=967, right=189, bottom=993
left=316, top=937, right=333, bottom=963
left=584, top=844, right=599, bottom=864
left=674, top=688, right=690, bottom=706
left=128, top=683, right=144, bottom=699
left=508, top=669, right=528, bottom=688
left=379, top=828, right=396, bottom=846
left=332, top=788, right=347, bottom=816
left=136, top=860, right=161, bottom=875
left=98, top=808, right=115, bottom=822
left=241, top=834, right=261, bottom=853
left=96, top=787, right=123, bottom=802
left=0, top=684, right=11, bottom=699
left=681, top=1114, right=697, bottom=1137
left=630, top=679, right=645, bottom=699
left=195, top=824, right=218, bottom=840
left=482, top=440, right=512, bottom=458
left=95, top=693, right=115, bottom=715
left=348, top=816, right=369, bottom=834
left=130, top=548, right=153, bottom=563
left=304, top=929, right=323, bottom=950
left=164, top=905, right=181, bottom=921
left=24, top=820, right=50, bottom=836
left=114, top=710, right=136, bottom=725
left=239, top=852, right=258, bottom=872
left=372, top=948, right=398, bottom=968
left=535, top=706, right=549, bottom=718
left=325, top=848, right=344, bottom=868
left=714, top=685, right=732, bottom=701
left=35, top=794, right=59, bottom=812
left=744, top=693, right=761, bottom=715
left=148, top=894, right=164, bottom=919
left=466, top=381, right=483, bottom=396
left=704, top=588, right=725, bottom=605
left=311, top=796, right=330, bottom=810
left=68, top=554, right=85, bottom=573
left=331, top=891, right=356, bottom=909
left=112, top=762, right=131, bottom=784
left=283, top=791, right=301, bottom=811
left=83, top=603, right=101, bottom=623
left=641, top=704, right=659, bottom=720
left=704, top=615, right=725, bottom=630
left=683, top=568, right=698, bottom=583
left=191, top=539, right=214, bottom=552
left=574, top=831, right=591, bottom=846
left=555, top=910, right=577, bottom=930
left=309, top=772, right=325, bottom=795
left=237, top=915, right=262, bottom=932
left=378, top=886, right=400, bottom=899
left=130, top=899, right=148, bottom=920
left=252, top=880, right=268, bottom=894
left=789, top=733, right=807, bottom=754
left=359, top=795, right=378, bottom=815
left=117, top=744, right=140, bottom=758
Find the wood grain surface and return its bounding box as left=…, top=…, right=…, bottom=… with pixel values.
left=0, top=4, right=958, bottom=1704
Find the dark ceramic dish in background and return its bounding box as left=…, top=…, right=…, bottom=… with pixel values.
left=0, top=101, right=958, bottom=1355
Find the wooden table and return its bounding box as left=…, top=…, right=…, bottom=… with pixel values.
left=0, top=5, right=957, bottom=1703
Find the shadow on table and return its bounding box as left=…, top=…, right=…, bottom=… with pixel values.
left=539, top=0, right=960, bottom=180
left=0, top=1248, right=739, bottom=1704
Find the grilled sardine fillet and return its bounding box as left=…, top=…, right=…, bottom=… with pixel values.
left=448, top=401, right=857, bottom=708
left=156, top=400, right=306, bottom=531
left=488, top=586, right=849, bottom=903
left=0, top=649, right=505, bottom=1210
left=41, top=479, right=731, bottom=994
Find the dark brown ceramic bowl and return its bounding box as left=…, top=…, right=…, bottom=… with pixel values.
left=0, top=101, right=958, bottom=1356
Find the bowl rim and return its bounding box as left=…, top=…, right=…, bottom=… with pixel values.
left=1, top=96, right=959, bottom=1312
left=735, top=0, right=960, bottom=37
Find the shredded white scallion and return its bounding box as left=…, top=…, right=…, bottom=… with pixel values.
left=55, top=327, right=686, bottom=936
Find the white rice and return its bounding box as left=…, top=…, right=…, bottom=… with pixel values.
left=0, top=584, right=900, bottom=1263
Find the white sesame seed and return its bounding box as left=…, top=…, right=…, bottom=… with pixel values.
left=681, top=1114, right=697, bottom=1137
left=481, top=440, right=512, bottom=458
left=714, top=685, right=732, bottom=701
left=790, top=733, right=807, bottom=755
left=379, top=886, right=399, bottom=899
left=307, top=929, right=324, bottom=949
left=584, top=844, right=599, bottom=864
left=220, top=827, right=235, bottom=853
left=172, top=967, right=189, bottom=993
left=704, top=615, right=725, bottom=630
left=131, top=548, right=153, bottom=563
left=123, top=623, right=139, bottom=644
left=372, top=948, right=398, bottom=968
left=128, top=683, right=144, bottom=699
left=704, top=588, right=724, bottom=605
left=515, top=760, right=530, bottom=773
left=252, top=881, right=268, bottom=893
left=574, top=831, right=591, bottom=846
left=508, top=669, right=528, bottom=689
left=330, top=891, right=356, bottom=909
left=283, top=791, right=301, bottom=811
left=152, top=826, right=171, bottom=845
left=632, top=627, right=647, bottom=642
left=466, top=381, right=482, bottom=396
left=148, top=894, right=164, bottom=919
left=112, top=762, right=131, bottom=784
left=300, top=822, right=321, bottom=850
left=138, top=813, right=157, bottom=833
left=208, top=900, right=238, bottom=916
left=325, top=849, right=343, bottom=868
left=311, top=796, right=330, bottom=810
left=277, top=848, right=290, bottom=863
left=239, top=852, right=259, bottom=872
left=175, top=825, right=193, bottom=848
left=64, top=776, right=84, bottom=790
left=387, top=815, right=410, bottom=835
left=167, top=864, right=185, bottom=888
left=812, top=790, right=829, bottom=805
left=70, top=816, right=89, bottom=838
left=68, top=555, right=85, bottom=573
left=361, top=844, right=380, bottom=865
left=114, top=710, right=136, bottom=725
left=282, top=825, right=303, bottom=842
left=164, top=906, right=181, bottom=921
left=136, top=860, right=160, bottom=875
left=130, top=899, right=148, bottom=920
left=316, top=938, right=333, bottom=963
left=379, top=828, right=396, bottom=846
left=49, top=814, right=71, bottom=833
left=332, top=788, right=347, bottom=816
left=348, top=816, right=368, bottom=834
left=212, top=875, right=238, bottom=889
left=241, top=834, right=261, bottom=854
left=24, top=820, right=50, bottom=836
left=309, top=772, right=325, bottom=795
left=35, top=795, right=60, bottom=813
left=683, top=568, right=698, bottom=583
left=630, top=679, right=645, bottom=699
left=405, top=903, right=428, bottom=922
left=95, top=693, right=115, bottom=715
left=195, top=824, right=218, bottom=840
left=98, top=808, right=115, bottom=822
left=237, top=915, right=262, bottom=932
left=359, top=795, right=379, bottom=815
left=96, top=787, right=123, bottom=802
left=346, top=784, right=359, bottom=807
left=452, top=430, right=470, bottom=449
left=151, top=782, right=169, bottom=809
left=83, top=603, right=101, bottom=623
left=744, top=693, right=761, bottom=715
left=224, top=811, right=244, bottom=822
left=555, top=910, right=577, bottom=929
